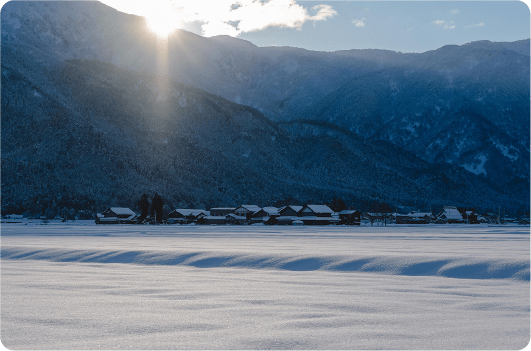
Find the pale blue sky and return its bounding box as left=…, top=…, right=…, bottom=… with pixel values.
left=3, top=0, right=527, bottom=53
left=236, top=1, right=530, bottom=52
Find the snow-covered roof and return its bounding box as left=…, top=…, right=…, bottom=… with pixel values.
left=226, top=214, right=247, bottom=220
left=439, top=206, right=463, bottom=220
left=235, top=205, right=262, bottom=213
left=303, top=205, right=333, bottom=214
left=105, top=207, right=136, bottom=216
left=261, top=207, right=279, bottom=216
left=170, top=209, right=208, bottom=217
left=278, top=205, right=303, bottom=214
left=339, top=210, right=360, bottom=215
left=406, top=212, right=433, bottom=218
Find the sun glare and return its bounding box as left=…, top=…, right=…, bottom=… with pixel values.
left=145, top=8, right=179, bottom=37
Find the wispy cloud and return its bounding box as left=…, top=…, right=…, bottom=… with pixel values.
left=432, top=19, right=456, bottom=29
left=451, top=9, right=459, bottom=14
left=352, top=18, right=367, bottom=28
left=309, top=4, right=337, bottom=21
left=444, top=21, right=456, bottom=29
left=170, top=0, right=337, bottom=37
left=466, top=22, right=485, bottom=28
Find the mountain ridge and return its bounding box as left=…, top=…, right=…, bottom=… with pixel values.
left=1, top=1, right=528, bottom=217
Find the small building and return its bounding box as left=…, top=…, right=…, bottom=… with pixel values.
left=96, top=207, right=137, bottom=224
left=300, top=205, right=334, bottom=217
left=277, top=205, right=303, bottom=225
left=278, top=205, right=303, bottom=216
left=517, top=215, right=530, bottom=225
left=436, top=206, right=465, bottom=224
left=226, top=213, right=249, bottom=225
left=395, top=212, right=434, bottom=224
left=293, top=205, right=337, bottom=225
left=252, top=207, right=279, bottom=224
left=463, top=211, right=480, bottom=224
left=502, top=216, right=516, bottom=224
left=339, top=210, right=361, bottom=225
left=209, top=207, right=236, bottom=216
left=233, top=205, right=262, bottom=218
left=277, top=205, right=338, bottom=225
left=197, top=215, right=227, bottom=225
left=360, top=214, right=372, bottom=226
left=167, top=209, right=209, bottom=224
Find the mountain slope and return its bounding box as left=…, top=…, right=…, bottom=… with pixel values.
left=293, top=44, right=530, bottom=186
left=3, top=58, right=522, bottom=217
left=1, top=1, right=528, bottom=216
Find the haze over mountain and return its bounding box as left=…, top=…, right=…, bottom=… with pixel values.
left=1, top=1, right=529, bottom=217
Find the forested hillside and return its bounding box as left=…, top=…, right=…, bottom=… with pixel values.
left=1, top=1, right=528, bottom=218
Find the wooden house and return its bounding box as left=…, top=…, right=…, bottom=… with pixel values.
left=226, top=213, right=249, bottom=225
left=463, top=211, right=480, bottom=224
left=96, top=207, right=137, bottom=224
left=338, top=210, right=361, bottom=225
left=209, top=207, right=236, bottom=216
left=252, top=207, right=279, bottom=224
left=277, top=205, right=303, bottom=225
left=278, top=206, right=302, bottom=216
left=395, top=212, right=434, bottom=224
left=436, top=206, right=465, bottom=224
left=233, top=205, right=262, bottom=218
left=167, top=209, right=209, bottom=224
left=300, top=205, right=334, bottom=217
left=298, top=205, right=338, bottom=225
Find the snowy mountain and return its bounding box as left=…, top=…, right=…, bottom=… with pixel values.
left=5, top=57, right=516, bottom=215
left=288, top=43, right=530, bottom=187
left=1, top=1, right=528, bottom=216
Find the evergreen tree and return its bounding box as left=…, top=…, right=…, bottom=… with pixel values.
left=151, top=193, right=164, bottom=224
left=137, top=194, right=150, bottom=224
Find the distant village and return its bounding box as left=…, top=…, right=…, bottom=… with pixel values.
left=89, top=204, right=529, bottom=226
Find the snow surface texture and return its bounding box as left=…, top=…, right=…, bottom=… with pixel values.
left=1, top=224, right=529, bottom=349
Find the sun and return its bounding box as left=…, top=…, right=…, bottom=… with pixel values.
left=145, top=7, right=180, bottom=37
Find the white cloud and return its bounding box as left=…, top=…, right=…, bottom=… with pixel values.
left=100, top=0, right=336, bottom=37
left=352, top=18, right=367, bottom=28
left=451, top=9, right=459, bottom=14
left=309, top=4, right=337, bottom=21
left=170, top=0, right=337, bottom=37
left=432, top=20, right=455, bottom=29
left=443, top=21, right=456, bottom=29
left=466, top=22, right=485, bottom=28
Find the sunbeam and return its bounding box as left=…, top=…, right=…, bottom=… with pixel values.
left=144, top=2, right=181, bottom=38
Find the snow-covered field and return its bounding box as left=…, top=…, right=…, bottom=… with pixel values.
left=1, top=223, right=529, bottom=349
